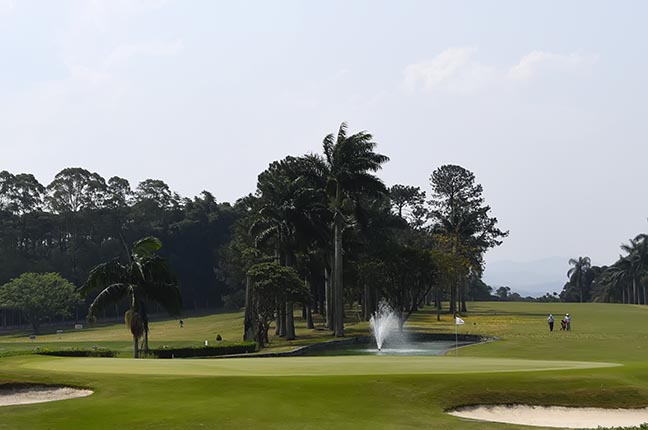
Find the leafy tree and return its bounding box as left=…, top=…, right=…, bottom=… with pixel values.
left=372, top=246, right=438, bottom=330
left=80, top=236, right=182, bottom=358
left=389, top=184, right=427, bottom=229
left=0, top=171, right=45, bottom=214
left=429, top=164, right=508, bottom=313
left=105, top=176, right=133, bottom=209
left=135, top=179, right=180, bottom=209
left=0, top=272, right=79, bottom=333
left=246, top=262, right=310, bottom=348
left=495, top=286, right=511, bottom=300
left=46, top=167, right=107, bottom=213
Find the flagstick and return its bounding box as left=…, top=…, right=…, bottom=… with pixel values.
left=455, top=319, right=458, bottom=356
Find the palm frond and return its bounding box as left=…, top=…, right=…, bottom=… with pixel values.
left=81, top=259, right=127, bottom=297
left=88, top=283, right=129, bottom=317
left=132, top=236, right=163, bottom=259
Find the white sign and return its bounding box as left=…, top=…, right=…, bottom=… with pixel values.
left=74, top=324, right=83, bottom=330
left=455, top=317, right=465, bottom=325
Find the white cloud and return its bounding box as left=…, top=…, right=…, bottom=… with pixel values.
left=403, top=47, right=496, bottom=93
left=508, top=51, right=598, bottom=81
left=404, top=48, right=598, bottom=93
left=105, top=39, right=185, bottom=66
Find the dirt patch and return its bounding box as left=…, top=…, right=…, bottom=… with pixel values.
left=448, top=404, right=648, bottom=429
left=0, top=384, right=93, bottom=406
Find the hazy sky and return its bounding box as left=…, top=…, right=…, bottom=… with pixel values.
left=1, top=1, right=647, bottom=266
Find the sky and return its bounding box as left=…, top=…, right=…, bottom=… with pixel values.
left=1, top=0, right=647, bottom=267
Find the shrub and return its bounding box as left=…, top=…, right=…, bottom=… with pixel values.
left=35, top=347, right=118, bottom=357
left=149, top=342, right=256, bottom=358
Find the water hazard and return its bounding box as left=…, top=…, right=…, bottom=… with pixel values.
left=303, top=340, right=469, bottom=356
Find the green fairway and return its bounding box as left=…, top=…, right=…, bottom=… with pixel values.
left=2, top=302, right=648, bottom=429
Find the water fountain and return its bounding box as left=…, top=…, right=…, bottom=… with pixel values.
left=369, top=301, right=400, bottom=351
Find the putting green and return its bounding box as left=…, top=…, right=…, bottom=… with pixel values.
left=21, top=355, right=619, bottom=377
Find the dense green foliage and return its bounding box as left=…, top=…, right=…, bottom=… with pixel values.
left=35, top=347, right=117, bottom=357
left=0, top=273, right=79, bottom=333
left=149, top=342, right=257, bottom=358
left=561, top=232, right=648, bottom=304
left=0, top=168, right=238, bottom=326
left=1, top=124, right=507, bottom=344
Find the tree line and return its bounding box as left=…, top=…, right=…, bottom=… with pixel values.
left=0, top=167, right=239, bottom=326
left=0, top=122, right=508, bottom=347
left=563, top=231, right=648, bottom=304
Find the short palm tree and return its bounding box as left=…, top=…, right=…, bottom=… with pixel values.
left=567, top=256, right=591, bottom=303
left=80, top=236, right=182, bottom=358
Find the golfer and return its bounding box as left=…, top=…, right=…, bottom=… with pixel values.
left=547, top=314, right=554, bottom=332
left=564, top=313, right=571, bottom=331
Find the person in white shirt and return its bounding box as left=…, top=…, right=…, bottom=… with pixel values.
left=564, top=313, right=571, bottom=331
left=547, top=314, right=554, bottom=332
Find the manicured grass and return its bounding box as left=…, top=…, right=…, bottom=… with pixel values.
left=2, top=302, right=648, bottom=429
left=0, top=309, right=368, bottom=355
left=19, top=355, right=617, bottom=377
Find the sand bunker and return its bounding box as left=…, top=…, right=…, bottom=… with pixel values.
left=0, top=385, right=93, bottom=406
left=449, top=405, right=648, bottom=429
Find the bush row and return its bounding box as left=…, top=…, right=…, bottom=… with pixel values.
left=35, top=347, right=118, bottom=357
left=150, top=342, right=257, bottom=358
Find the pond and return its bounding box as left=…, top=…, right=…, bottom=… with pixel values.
left=302, top=340, right=472, bottom=356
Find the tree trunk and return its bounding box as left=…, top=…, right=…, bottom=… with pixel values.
left=325, top=264, right=334, bottom=331
left=363, top=283, right=369, bottom=321
left=460, top=277, right=468, bottom=313
left=143, top=328, right=149, bottom=355
left=334, top=216, right=345, bottom=337
left=306, top=305, right=314, bottom=329
left=133, top=335, right=139, bottom=359
left=274, top=309, right=281, bottom=335
left=279, top=302, right=287, bottom=337
left=634, top=278, right=638, bottom=304
left=450, top=281, right=456, bottom=316
left=285, top=302, right=295, bottom=340
left=256, top=324, right=266, bottom=349
left=243, top=276, right=256, bottom=342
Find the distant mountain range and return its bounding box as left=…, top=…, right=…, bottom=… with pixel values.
left=482, top=257, right=570, bottom=298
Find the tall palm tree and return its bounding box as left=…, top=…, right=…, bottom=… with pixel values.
left=250, top=157, right=328, bottom=340
left=599, top=258, right=632, bottom=303
left=567, top=256, right=591, bottom=303
left=621, top=234, right=648, bottom=304
left=80, top=236, right=182, bottom=358
left=320, top=122, right=389, bottom=337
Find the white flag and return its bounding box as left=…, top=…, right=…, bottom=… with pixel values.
left=455, top=317, right=465, bottom=325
